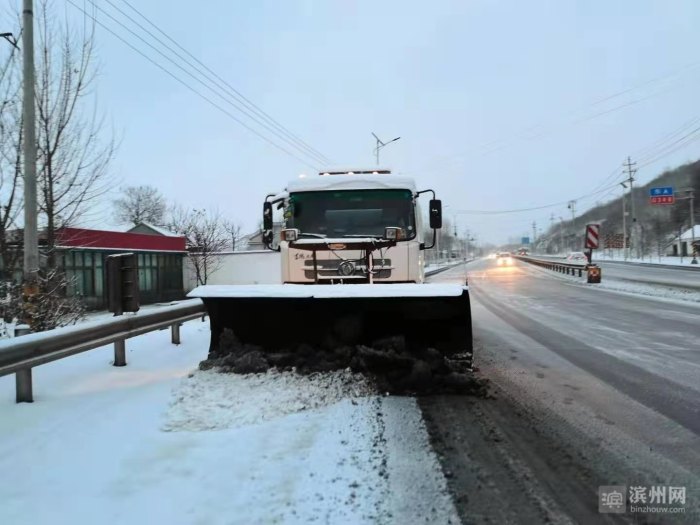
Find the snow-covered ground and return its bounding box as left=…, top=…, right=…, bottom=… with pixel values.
left=0, top=319, right=457, bottom=525
left=538, top=251, right=700, bottom=267
left=596, top=252, right=699, bottom=266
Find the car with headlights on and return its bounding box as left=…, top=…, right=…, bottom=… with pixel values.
left=496, top=252, right=514, bottom=266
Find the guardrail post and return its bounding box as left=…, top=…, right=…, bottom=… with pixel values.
left=114, top=339, right=126, bottom=367
left=16, top=369, right=33, bottom=403
left=171, top=323, right=181, bottom=345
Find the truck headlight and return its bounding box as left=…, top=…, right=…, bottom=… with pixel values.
left=338, top=261, right=355, bottom=276
left=280, top=228, right=300, bottom=241
left=384, top=227, right=403, bottom=240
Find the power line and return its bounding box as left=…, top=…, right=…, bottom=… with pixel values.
left=631, top=116, right=700, bottom=159
left=65, top=0, right=321, bottom=170
left=81, top=0, right=328, bottom=167
left=636, top=125, right=700, bottom=167
left=409, top=63, right=700, bottom=176
left=452, top=182, right=621, bottom=215
left=107, top=0, right=332, bottom=165
left=580, top=116, right=700, bottom=197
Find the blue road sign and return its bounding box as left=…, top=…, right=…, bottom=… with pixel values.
left=521, top=237, right=530, bottom=245
left=649, top=186, right=674, bottom=197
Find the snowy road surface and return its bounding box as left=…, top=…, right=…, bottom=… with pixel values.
left=427, top=261, right=700, bottom=522
left=2, top=259, right=699, bottom=524
left=0, top=321, right=457, bottom=525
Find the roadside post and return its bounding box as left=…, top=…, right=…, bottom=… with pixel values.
left=673, top=188, right=696, bottom=264
left=106, top=253, right=140, bottom=366
left=584, top=223, right=602, bottom=283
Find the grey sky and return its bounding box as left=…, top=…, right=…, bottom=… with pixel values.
left=59, top=0, right=700, bottom=242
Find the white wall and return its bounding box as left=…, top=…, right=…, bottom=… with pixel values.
left=184, top=251, right=281, bottom=291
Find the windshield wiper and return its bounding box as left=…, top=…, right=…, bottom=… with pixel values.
left=341, top=234, right=382, bottom=238
left=299, top=232, right=326, bottom=238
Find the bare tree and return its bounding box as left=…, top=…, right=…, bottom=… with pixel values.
left=223, top=219, right=243, bottom=251
left=113, top=185, right=167, bottom=226
left=0, top=268, right=84, bottom=329
left=0, top=40, right=23, bottom=277
left=168, top=206, right=228, bottom=285
left=34, top=0, right=116, bottom=267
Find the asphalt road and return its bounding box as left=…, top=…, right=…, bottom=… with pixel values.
left=423, top=259, right=700, bottom=523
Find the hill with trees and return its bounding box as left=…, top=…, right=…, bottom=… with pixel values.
left=537, top=159, right=700, bottom=256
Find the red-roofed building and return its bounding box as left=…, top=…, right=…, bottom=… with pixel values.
left=2, top=225, right=187, bottom=309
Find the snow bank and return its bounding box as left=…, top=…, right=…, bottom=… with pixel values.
left=596, top=252, right=699, bottom=267
left=594, top=279, right=700, bottom=303
left=163, top=368, right=377, bottom=431
left=0, top=319, right=460, bottom=525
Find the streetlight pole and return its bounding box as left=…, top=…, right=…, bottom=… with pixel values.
left=372, top=132, right=400, bottom=165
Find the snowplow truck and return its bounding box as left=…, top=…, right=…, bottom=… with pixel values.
left=188, top=169, right=472, bottom=366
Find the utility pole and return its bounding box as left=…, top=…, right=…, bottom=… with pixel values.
left=558, top=217, right=564, bottom=254
left=548, top=213, right=555, bottom=254
left=22, top=0, right=39, bottom=290
left=676, top=189, right=697, bottom=264
left=691, top=190, right=697, bottom=264
left=567, top=200, right=576, bottom=251
left=620, top=181, right=628, bottom=260
left=532, top=221, right=537, bottom=252
left=623, top=156, right=638, bottom=258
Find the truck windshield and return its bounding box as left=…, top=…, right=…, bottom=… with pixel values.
left=286, top=189, right=416, bottom=239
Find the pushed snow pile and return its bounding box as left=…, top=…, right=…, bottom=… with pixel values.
left=163, top=368, right=376, bottom=431
left=199, top=329, right=488, bottom=396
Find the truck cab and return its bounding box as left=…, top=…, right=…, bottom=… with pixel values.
left=263, top=169, right=441, bottom=284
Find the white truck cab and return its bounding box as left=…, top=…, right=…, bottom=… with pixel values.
left=263, top=169, right=441, bottom=284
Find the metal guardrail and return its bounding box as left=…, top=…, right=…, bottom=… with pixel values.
left=0, top=299, right=206, bottom=403
left=514, top=255, right=588, bottom=277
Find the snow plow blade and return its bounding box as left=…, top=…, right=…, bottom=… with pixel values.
left=188, top=284, right=472, bottom=360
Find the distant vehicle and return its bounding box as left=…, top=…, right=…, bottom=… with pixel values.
left=496, top=252, right=513, bottom=266
left=517, top=247, right=529, bottom=256
left=566, top=251, right=588, bottom=263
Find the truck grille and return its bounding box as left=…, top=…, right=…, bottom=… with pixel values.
left=302, top=258, right=392, bottom=280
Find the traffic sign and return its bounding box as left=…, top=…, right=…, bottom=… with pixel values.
left=521, top=237, right=530, bottom=245
left=649, top=186, right=673, bottom=197
left=585, top=223, right=600, bottom=249
left=650, top=195, right=675, bottom=205
left=604, top=233, right=625, bottom=249
left=649, top=186, right=675, bottom=204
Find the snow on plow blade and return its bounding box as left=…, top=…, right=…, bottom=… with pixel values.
left=188, top=284, right=472, bottom=358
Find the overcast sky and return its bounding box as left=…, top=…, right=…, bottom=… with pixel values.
left=57, top=0, right=700, bottom=243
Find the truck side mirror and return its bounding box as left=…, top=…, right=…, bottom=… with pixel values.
left=263, top=201, right=273, bottom=231
left=429, top=199, right=442, bottom=229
